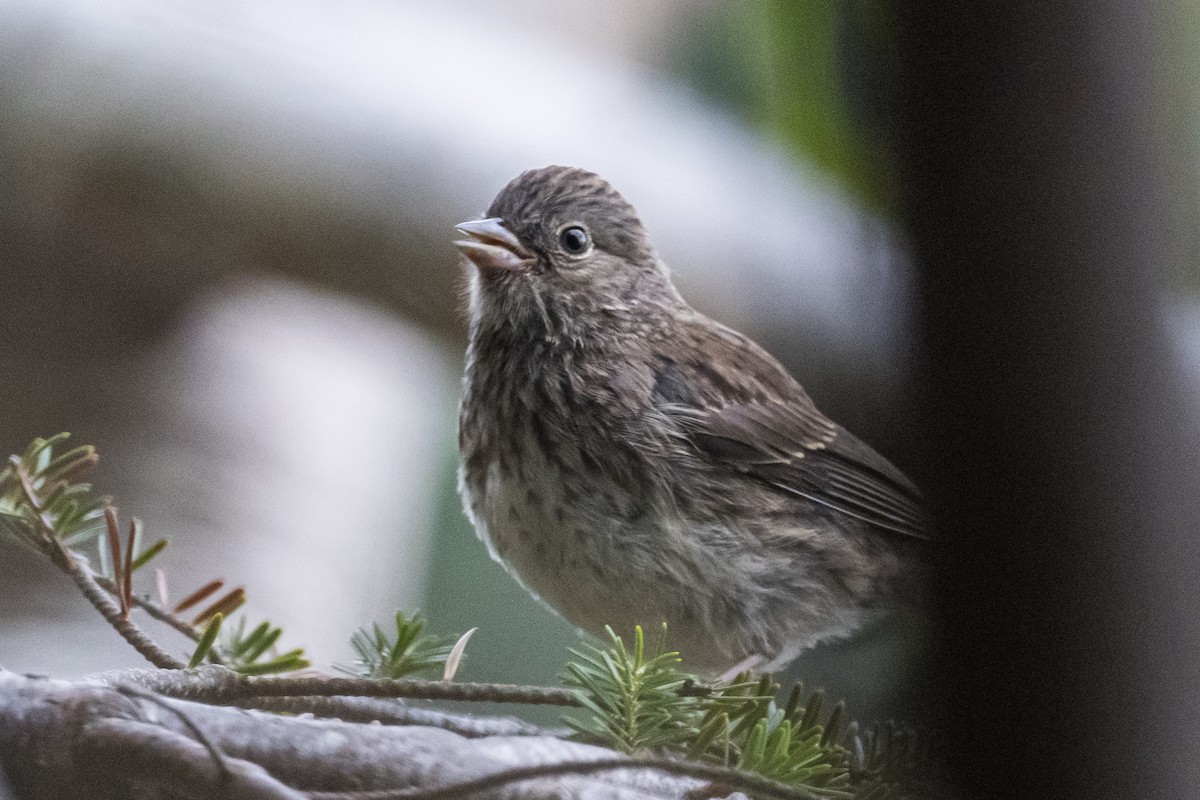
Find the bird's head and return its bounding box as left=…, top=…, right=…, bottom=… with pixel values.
left=455, top=166, right=681, bottom=341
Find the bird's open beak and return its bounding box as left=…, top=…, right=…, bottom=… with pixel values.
left=454, top=218, right=534, bottom=271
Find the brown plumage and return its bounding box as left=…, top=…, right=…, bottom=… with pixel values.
left=456, top=166, right=926, bottom=676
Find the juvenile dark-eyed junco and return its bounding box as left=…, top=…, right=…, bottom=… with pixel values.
left=455, top=166, right=926, bottom=676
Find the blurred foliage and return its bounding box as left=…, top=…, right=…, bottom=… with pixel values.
left=679, top=0, right=1200, bottom=287
left=1163, top=0, right=1200, bottom=290
left=848, top=719, right=937, bottom=800
left=678, top=0, right=899, bottom=212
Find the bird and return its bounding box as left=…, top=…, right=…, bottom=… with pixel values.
left=455, top=166, right=926, bottom=677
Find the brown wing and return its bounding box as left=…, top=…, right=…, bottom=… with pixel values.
left=652, top=318, right=928, bottom=542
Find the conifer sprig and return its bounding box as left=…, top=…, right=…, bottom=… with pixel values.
left=561, top=625, right=930, bottom=798
left=340, top=610, right=459, bottom=680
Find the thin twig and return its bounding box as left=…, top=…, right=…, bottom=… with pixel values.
left=65, top=559, right=186, bottom=669
left=94, top=575, right=212, bottom=646
left=128, top=667, right=577, bottom=707
left=303, top=755, right=824, bottom=800
left=233, top=673, right=576, bottom=706
left=12, top=464, right=185, bottom=669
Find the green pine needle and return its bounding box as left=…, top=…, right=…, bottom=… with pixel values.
left=562, top=624, right=704, bottom=753
left=0, top=434, right=107, bottom=553
left=339, top=610, right=457, bottom=679
left=215, top=616, right=308, bottom=674
left=188, top=613, right=224, bottom=668
left=556, top=625, right=930, bottom=797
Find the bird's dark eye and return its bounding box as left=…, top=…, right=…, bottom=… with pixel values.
left=558, top=225, right=591, bottom=256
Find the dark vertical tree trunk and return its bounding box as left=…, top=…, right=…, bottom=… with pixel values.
left=898, top=2, right=1200, bottom=797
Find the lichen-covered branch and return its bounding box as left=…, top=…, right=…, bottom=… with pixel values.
left=0, top=670, right=706, bottom=800
left=240, top=695, right=559, bottom=738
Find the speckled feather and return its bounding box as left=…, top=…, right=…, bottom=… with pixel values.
left=458, top=166, right=926, bottom=675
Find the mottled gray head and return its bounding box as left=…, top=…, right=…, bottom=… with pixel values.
left=455, top=166, right=681, bottom=337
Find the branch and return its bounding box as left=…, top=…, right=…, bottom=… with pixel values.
left=62, top=550, right=185, bottom=669
left=121, top=666, right=577, bottom=707
left=93, top=574, right=228, bottom=665
left=240, top=696, right=561, bottom=737
left=303, top=757, right=824, bottom=800
left=79, top=717, right=305, bottom=800
left=93, top=574, right=199, bottom=639
left=6, top=448, right=185, bottom=669
left=0, top=671, right=712, bottom=799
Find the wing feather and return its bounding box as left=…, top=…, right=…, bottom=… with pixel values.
left=653, top=317, right=928, bottom=541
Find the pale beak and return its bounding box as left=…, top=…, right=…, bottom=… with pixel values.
left=454, top=218, right=534, bottom=271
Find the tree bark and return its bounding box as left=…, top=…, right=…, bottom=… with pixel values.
left=0, top=670, right=703, bottom=800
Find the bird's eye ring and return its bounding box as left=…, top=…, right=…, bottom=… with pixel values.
left=557, top=225, right=591, bottom=257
